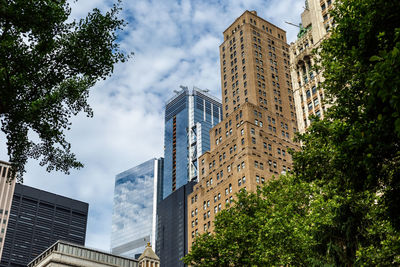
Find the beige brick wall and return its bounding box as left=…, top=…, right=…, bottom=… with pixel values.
left=187, top=10, right=299, bottom=249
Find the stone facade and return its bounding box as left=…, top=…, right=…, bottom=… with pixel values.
left=0, top=161, right=16, bottom=260
left=187, top=10, right=298, bottom=249
left=289, top=0, right=335, bottom=132
left=28, top=241, right=160, bottom=267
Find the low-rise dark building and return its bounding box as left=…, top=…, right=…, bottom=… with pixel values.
left=156, top=181, right=195, bottom=267
left=0, top=184, right=88, bottom=267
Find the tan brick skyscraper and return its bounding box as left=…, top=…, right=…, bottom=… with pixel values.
left=187, top=10, right=298, bottom=249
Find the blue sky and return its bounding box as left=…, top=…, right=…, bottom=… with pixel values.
left=0, top=0, right=303, bottom=252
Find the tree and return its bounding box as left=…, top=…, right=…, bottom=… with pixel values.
left=183, top=176, right=334, bottom=266
left=0, top=0, right=130, bottom=180
left=291, top=0, right=400, bottom=264
left=184, top=0, right=400, bottom=265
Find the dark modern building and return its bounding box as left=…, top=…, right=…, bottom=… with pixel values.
left=0, top=183, right=88, bottom=267
left=163, top=86, right=221, bottom=199
left=156, top=181, right=195, bottom=267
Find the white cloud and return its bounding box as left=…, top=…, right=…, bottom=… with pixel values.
left=0, top=0, right=303, bottom=252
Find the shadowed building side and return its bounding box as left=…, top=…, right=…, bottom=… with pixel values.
left=0, top=183, right=88, bottom=267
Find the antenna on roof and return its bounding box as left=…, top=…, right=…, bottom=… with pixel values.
left=285, top=21, right=300, bottom=28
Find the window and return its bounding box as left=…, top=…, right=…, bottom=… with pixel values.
left=312, top=85, right=317, bottom=94
left=252, top=137, right=256, bottom=144
left=251, top=128, right=255, bottom=134
left=229, top=183, right=232, bottom=192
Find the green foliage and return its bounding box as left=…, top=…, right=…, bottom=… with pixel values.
left=0, top=0, right=130, bottom=180
left=295, top=0, right=400, bottom=264
left=183, top=176, right=336, bottom=266
left=184, top=0, right=400, bottom=265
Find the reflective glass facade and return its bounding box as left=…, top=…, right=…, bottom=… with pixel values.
left=111, top=158, right=163, bottom=258
left=163, top=87, right=221, bottom=199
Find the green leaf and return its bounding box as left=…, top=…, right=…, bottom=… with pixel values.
left=370, top=55, right=382, bottom=62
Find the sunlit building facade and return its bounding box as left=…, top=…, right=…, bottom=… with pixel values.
left=0, top=161, right=16, bottom=261
left=187, top=10, right=298, bottom=249
left=290, top=0, right=335, bottom=132
left=111, top=158, right=163, bottom=258
left=163, top=87, right=222, bottom=199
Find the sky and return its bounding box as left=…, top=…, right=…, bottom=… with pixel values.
left=0, top=0, right=303, bottom=252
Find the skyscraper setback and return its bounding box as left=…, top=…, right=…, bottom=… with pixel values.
left=187, top=11, right=298, bottom=247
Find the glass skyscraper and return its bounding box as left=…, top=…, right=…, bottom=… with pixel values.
left=163, top=86, right=222, bottom=199
left=111, top=158, right=163, bottom=258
